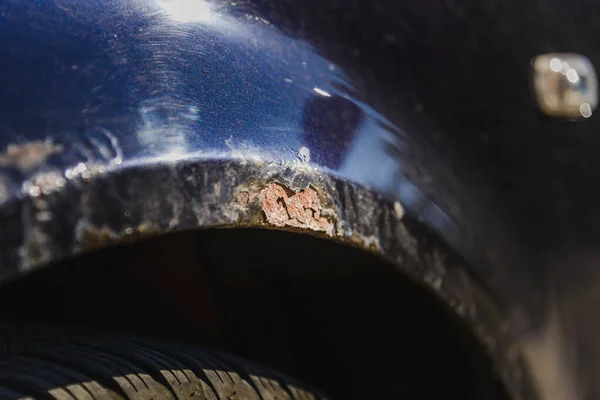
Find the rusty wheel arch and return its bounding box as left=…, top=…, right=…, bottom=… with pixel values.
left=0, top=157, right=532, bottom=399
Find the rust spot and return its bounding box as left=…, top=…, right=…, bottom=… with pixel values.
left=0, top=141, right=63, bottom=172
left=261, top=182, right=334, bottom=235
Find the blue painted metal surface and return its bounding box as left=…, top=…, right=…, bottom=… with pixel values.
left=0, top=3, right=547, bottom=345
left=0, top=0, right=464, bottom=245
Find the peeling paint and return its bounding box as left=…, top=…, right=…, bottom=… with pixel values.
left=224, top=136, right=266, bottom=165
left=65, top=162, right=106, bottom=182
left=0, top=141, right=63, bottom=172
left=213, top=181, right=221, bottom=197
left=236, top=190, right=250, bottom=206
left=349, top=232, right=381, bottom=250
left=75, top=221, right=160, bottom=252
left=394, top=201, right=404, bottom=219
left=19, top=191, right=58, bottom=270
left=21, top=171, right=66, bottom=197
left=297, top=146, right=310, bottom=162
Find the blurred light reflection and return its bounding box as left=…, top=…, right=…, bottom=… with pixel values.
left=157, top=0, right=214, bottom=23
left=313, top=87, right=332, bottom=97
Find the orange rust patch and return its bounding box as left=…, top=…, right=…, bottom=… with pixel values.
left=261, top=182, right=334, bottom=235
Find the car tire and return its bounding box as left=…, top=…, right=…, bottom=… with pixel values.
left=0, top=323, right=328, bottom=400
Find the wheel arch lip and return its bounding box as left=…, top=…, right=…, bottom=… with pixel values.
left=0, top=0, right=502, bottom=287
left=0, top=1, right=535, bottom=398
left=0, top=0, right=477, bottom=276
left=0, top=155, right=533, bottom=400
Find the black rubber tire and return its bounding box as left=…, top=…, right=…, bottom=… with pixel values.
left=0, top=323, right=329, bottom=400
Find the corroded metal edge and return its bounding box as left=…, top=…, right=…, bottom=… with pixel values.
left=0, top=158, right=532, bottom=399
